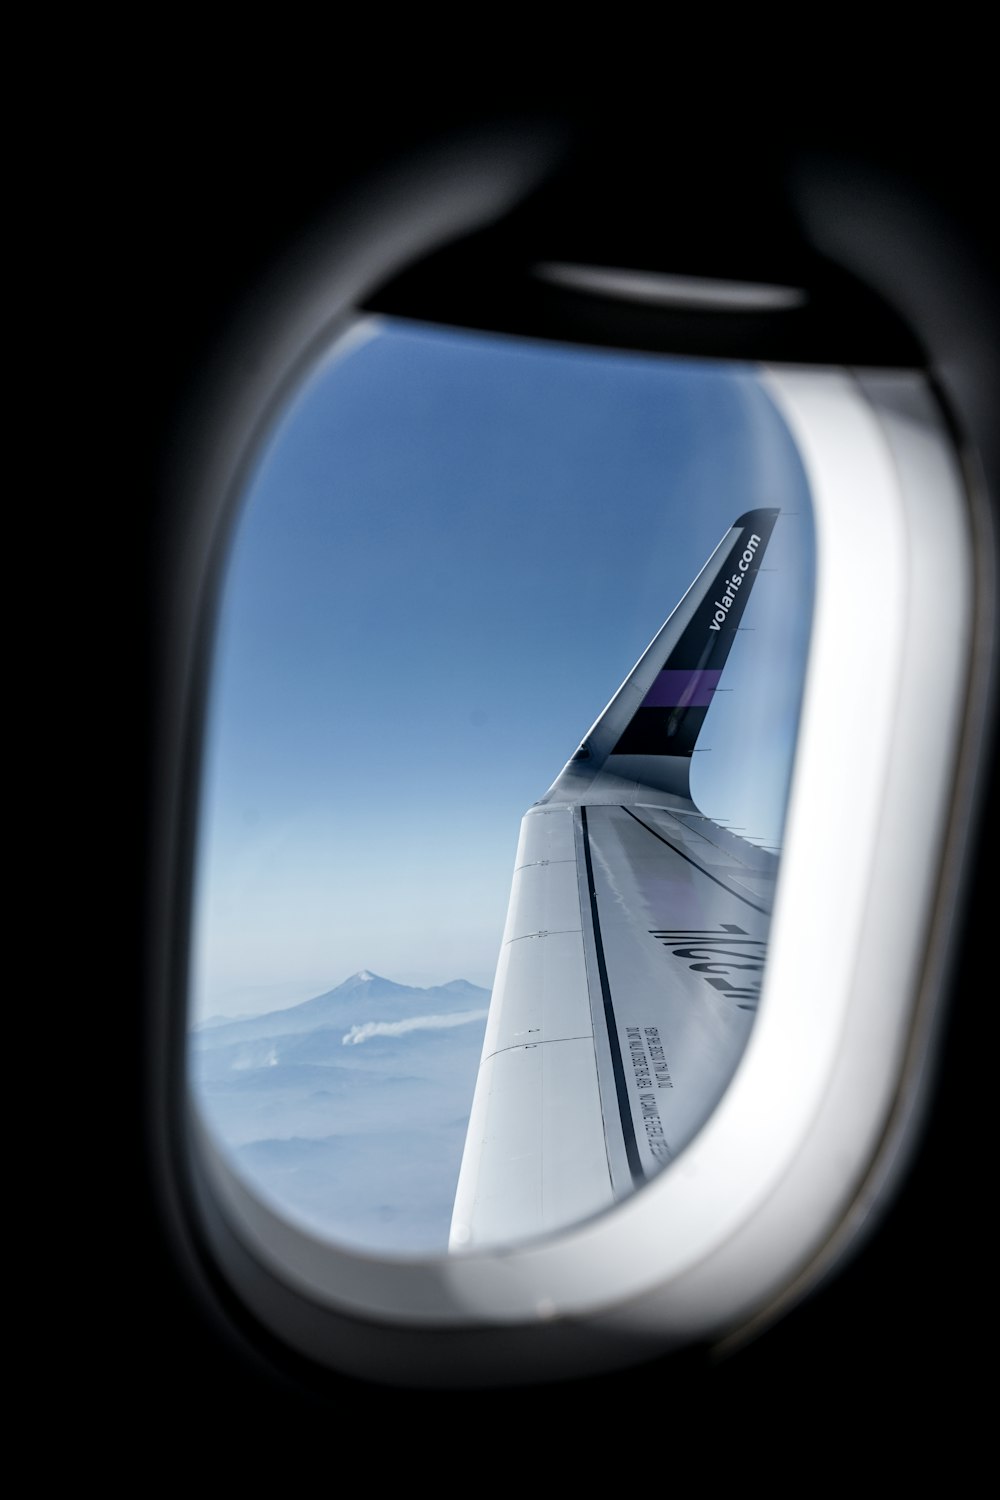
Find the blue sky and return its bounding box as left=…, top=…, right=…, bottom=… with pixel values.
left=191, top=318, right=814, bottom=1022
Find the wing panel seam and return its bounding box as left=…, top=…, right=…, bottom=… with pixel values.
left=581, top=805, right=645, bottom=1186
left=622, top=807, right=771, bottom=916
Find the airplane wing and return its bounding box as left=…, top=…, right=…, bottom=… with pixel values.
left=450, top=509, right=781, bottom=1250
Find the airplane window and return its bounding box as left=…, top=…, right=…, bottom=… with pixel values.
left=187, top=316, right=815, bottom=1258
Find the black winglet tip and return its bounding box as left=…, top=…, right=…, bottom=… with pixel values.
left=734, top=507, right=780, bottom=529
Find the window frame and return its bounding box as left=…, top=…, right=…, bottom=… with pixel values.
left=146, top=127, right=998, bottom=1391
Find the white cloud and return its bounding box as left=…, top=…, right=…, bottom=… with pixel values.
left=341, top=1010, right=488, bottom=1046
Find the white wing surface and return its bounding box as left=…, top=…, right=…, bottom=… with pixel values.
left=450, top=510, right=781, bottom=1250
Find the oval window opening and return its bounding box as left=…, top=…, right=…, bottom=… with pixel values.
left=188, top=318, right=815, bottom=1258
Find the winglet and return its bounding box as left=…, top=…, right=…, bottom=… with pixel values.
left=551, top=509, right=779, bottom=800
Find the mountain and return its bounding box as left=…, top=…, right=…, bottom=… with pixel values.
left=191, top=971, right=490, bottom=1049
left=188, top=971, right=491, bottom=1254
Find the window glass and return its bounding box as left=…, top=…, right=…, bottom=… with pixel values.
left=188, top=319, right=814, bottom=1256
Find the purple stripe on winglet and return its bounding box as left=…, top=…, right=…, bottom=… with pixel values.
left=641, top=669, right=722, bottom=709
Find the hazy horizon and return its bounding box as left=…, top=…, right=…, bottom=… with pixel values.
left=193, top=964, right=490, bottom=1027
